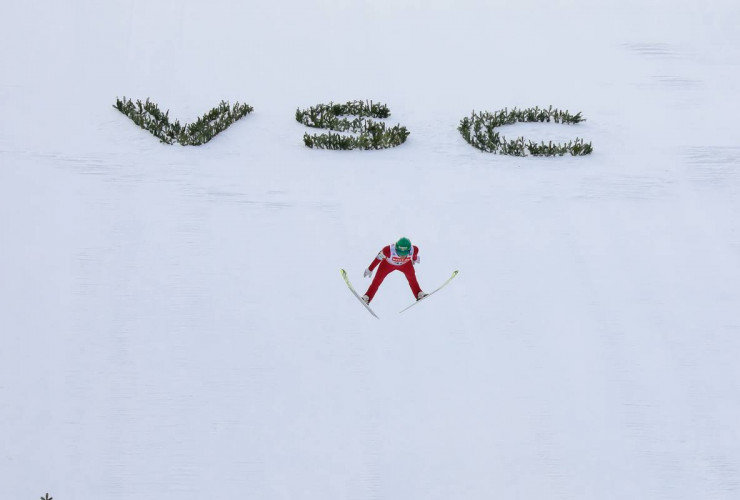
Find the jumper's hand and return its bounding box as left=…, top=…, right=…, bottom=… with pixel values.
left=363, top=268, right=372, bottom=278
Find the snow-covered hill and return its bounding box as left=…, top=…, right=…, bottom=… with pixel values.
left=2, top=1, right=740, bottom=498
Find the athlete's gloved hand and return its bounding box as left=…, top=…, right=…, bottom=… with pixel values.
left=363, top=268, right=372, bottom=278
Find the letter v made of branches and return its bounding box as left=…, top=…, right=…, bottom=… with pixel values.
left=114, top=97, right=253, bottom=145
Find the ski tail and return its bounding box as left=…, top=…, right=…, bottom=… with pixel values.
left=341, top=269, right=380, bottom=319
left=399, top=270, right=458, bottom=313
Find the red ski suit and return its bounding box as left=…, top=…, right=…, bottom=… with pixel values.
left=364, top=244, right=422, bottom=302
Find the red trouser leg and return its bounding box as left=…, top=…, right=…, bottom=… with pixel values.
left=364, top=262, right=395, bottom=302
left=365, top=262, right=422, bottom=302
left=400, top=263, right=422, bottom=298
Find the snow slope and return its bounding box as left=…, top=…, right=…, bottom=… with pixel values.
left=2, top=0, right=740, bottom=498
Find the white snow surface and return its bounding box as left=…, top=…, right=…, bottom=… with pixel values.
left=2, top=0, right=740, bottom=498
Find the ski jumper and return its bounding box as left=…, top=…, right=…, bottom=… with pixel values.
left=364, top=244, right=422, bottom=302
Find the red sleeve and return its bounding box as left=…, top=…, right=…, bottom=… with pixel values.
left=369, top=246, right=390, bottom=270
left=413, top=245, right=420, bottom=263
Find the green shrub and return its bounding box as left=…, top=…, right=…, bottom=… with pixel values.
left=114, top=97, right=253, bottom=145
left=296, top=100, right=409, bottom=150
left=458, top=106, right=593, bottom=156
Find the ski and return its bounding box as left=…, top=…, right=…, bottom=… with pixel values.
left=340, top=269, right=379, bottom=319
left=399, top=270, right=459, bottom=313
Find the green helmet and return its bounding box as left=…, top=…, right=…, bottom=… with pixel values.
left=395, top=237, right=412, bottom=256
